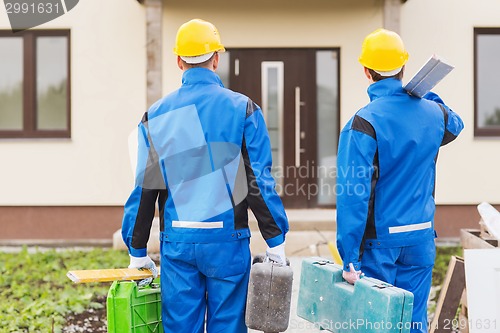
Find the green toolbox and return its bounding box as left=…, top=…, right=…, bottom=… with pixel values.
left=107, top=279, right=163, bottom=333
left=297, top=257, right=414, bottom=333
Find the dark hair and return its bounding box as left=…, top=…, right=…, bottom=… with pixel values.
left=368, top=66, right=404, bottom=82
left=181, top=52, right=217, bottom=69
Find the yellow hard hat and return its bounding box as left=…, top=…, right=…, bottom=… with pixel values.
left=358, top=28, right=409, bottom=74
left=173, top=19, right=225, bottom=62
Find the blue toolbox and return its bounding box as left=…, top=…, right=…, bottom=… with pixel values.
left=297, top=257, right=414, bottom=333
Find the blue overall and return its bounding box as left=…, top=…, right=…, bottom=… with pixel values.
left=121, top=68, right=288, bottom=332
left=336, top=78, right=463, bottom=333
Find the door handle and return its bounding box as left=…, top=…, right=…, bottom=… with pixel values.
left=295, top=87, right=306, bottom=167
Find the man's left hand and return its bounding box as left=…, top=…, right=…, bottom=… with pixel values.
left=128, top=255, right=158, bottom=278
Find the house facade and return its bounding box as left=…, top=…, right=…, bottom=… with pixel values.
left=0, top=0, right=499, bottom=242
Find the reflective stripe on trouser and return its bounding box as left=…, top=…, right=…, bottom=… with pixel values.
left=160, top=238, right=251, bottom=333
left=360, top=238, right=436, bottom=333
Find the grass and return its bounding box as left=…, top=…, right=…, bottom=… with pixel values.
left=433, top=245, right=463, bottom=287
left=0, top=245, right=462, bottom=333
left=428, top=245, right=463, bottom=319
left=0, top=247, right=129, bottom=333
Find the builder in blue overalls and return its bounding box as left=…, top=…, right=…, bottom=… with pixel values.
left=121, top=19, right=289, bottom=333
left=336, top=29, right=463, bottom=333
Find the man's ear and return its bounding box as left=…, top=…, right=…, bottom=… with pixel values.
left=177, top=56, right=185, bottom=70
left=212, top=53, right=219, bottom=71
left=364, top=67, right=372, bottom=80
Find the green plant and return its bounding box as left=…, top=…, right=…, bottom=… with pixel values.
left=0, top=247, right=129, bottom=333
left=428, top=245, right=463, bottom=318
left=433, top=246, right=463, bottom=287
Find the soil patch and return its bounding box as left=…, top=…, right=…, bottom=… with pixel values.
left=62, top=295, right=107, bottom=333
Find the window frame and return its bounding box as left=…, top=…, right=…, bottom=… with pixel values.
left=474, top=27, right=500, bottom=137
left=0, top=29, right=71, bottom=139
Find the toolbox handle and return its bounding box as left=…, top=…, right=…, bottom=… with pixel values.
left=372, top=283, right=391, bottom=289
left=313, top=260, right=333, bottom=266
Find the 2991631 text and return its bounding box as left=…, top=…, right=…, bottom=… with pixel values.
left=5, top=1, right=62, bottom=14
left=432, top=318, right=497, bottom=331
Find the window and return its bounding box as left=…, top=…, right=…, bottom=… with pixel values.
left=0, top=30, right=70, bottom=138
left=316, top=50, right=339, bottom=205
left=474, top=28, right=500, bottom=137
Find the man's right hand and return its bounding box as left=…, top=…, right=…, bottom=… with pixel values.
left=342, top=263, right=362, bottom=284
left=265, top=243, right=287, bottom=266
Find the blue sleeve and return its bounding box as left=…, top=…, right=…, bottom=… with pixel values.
left=443, top=108, right=464, bottom=140
left=424, top=92, right=464, bottom=145
left=336, top=116, right=378, bottom=271
left=121, top=119, right=162, bottom=257
left=242, top=101, right=289, bottom=248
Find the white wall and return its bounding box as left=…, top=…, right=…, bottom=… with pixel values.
left=401, top=0, right=500, bottom=204
left=0, top=0, right=146, bottom=205
left=2, top=0, right=496, bottom=207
